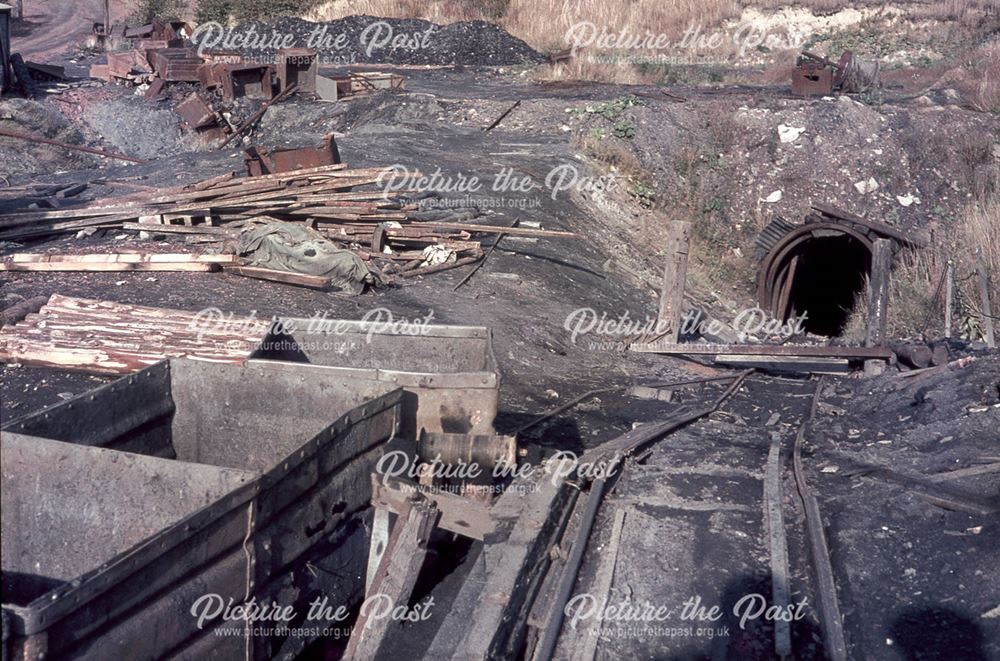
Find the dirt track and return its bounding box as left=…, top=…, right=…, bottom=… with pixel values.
left=9, top=0, right=126, bottom=60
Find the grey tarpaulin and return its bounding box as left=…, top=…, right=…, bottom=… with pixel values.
left=237, top=219, right=373, bottom=294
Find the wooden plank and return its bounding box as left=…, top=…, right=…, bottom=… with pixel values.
left=0, top=261, right=219, bottom=272
left=865, top=238, right=892, bottom=348
left=575, top=509, right=626, bottom=661
left=927, top=462, right=1000, bottom=483
left=8, top=252, right=236, bottom=264
left=812, top=202, right=927, bottom=247
left=976, top=247, right=996, bottom=348
left=412, top=222, right=577, bottom=239
left=865, top=238, right=892, bottom=376
left=630, top=342, right=892, bottom=359
left=656, top=221, right=691, bottom=343
left=371, top=475, right=495, bottom=541
left=944, top=260, right=953, bottom=339
left=715, top=355, right=849, bottom=374
left=223, top=265, right=331, bottom=289
left=764, top=432, right=791, bottom=658
left=344, top=500, right=437, bottom=660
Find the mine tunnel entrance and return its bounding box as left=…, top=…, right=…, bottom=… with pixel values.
left=785, top=235, right=872, bottom=336
left=758, top=222, right=877, bottom=338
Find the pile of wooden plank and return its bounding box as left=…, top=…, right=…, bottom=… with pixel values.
left=0, top=294, right=270, bottom=374
left=0, top=162, right=575, bottom=280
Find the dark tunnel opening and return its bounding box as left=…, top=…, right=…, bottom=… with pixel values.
left=786, top=235, right=872, bottom=336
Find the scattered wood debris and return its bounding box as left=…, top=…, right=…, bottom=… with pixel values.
left=0, top=294, right=268, bottom=374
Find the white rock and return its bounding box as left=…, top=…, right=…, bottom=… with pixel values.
left=854, top=177, right=879, bottom=194
left=897, top=193, right=920, bottom=206
left=762, top=190, right=783, bottom=203
left=778, top=124, right=806, bottom=143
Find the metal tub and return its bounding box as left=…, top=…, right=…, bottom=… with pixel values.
left=250, top=316, right=500, bottom=438
left=1, top=359, right=404, bottom=660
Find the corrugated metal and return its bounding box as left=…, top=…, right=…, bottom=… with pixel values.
left=755, top=216, right=800, bottom=261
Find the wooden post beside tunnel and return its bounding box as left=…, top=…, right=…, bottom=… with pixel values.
left=657, top=221, right=691, bottom=344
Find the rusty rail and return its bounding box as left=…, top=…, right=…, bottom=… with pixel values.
left=0, top=129, right=147, bottom=163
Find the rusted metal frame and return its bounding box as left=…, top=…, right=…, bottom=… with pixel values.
left=792, top=378, right=848, bottom=661
left=774, top=254, right=799, bottom=320
left=757, top=223, right=872, bottom=314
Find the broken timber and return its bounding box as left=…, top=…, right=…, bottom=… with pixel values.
left=425, top=456, right=576, bottom=660
left=629, top=342, right=892, bottom=360
left=371, top=475, right=495, bottom=540
left=345, top=500, right=438, bottom=660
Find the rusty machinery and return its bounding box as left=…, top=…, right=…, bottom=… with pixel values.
left=243, top=133, right=342, bottom=176
left=792, top=51, right=857, bottom=96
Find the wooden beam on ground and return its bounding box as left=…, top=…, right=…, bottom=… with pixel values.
left=630, top=342, right=892, bottom=360
left=0, top=261, right=220, bottom=272
left=656, top=220, right=691, bottom=344
left=793, top=381, right=849, bottom=661
left=8, top=252, right=236, bottom=264
left=371, top=475, right=495, bottom=540
left=573, top=508, right=626, bottom=661
left=223, top=265, right=331, bottom=289
left=764, top=432, right=791, bottom=658
left=411, top=221, right=576, bottom=239
left=715, top=355, right=850, bottom=374
left=344, top=500, right=438, bottom=660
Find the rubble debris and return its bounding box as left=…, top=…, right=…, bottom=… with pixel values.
left=792, top=50, right=880, bottom=96
left=218, top=82, right=296, bottom=148
left=0, top=294, right=268, bottom=373
left=198, top=60, right=273, bottom=101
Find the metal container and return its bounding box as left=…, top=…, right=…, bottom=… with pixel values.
left=249, top=316, right=500, bottom=437
left=1, top=359, right=404, bottom=660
